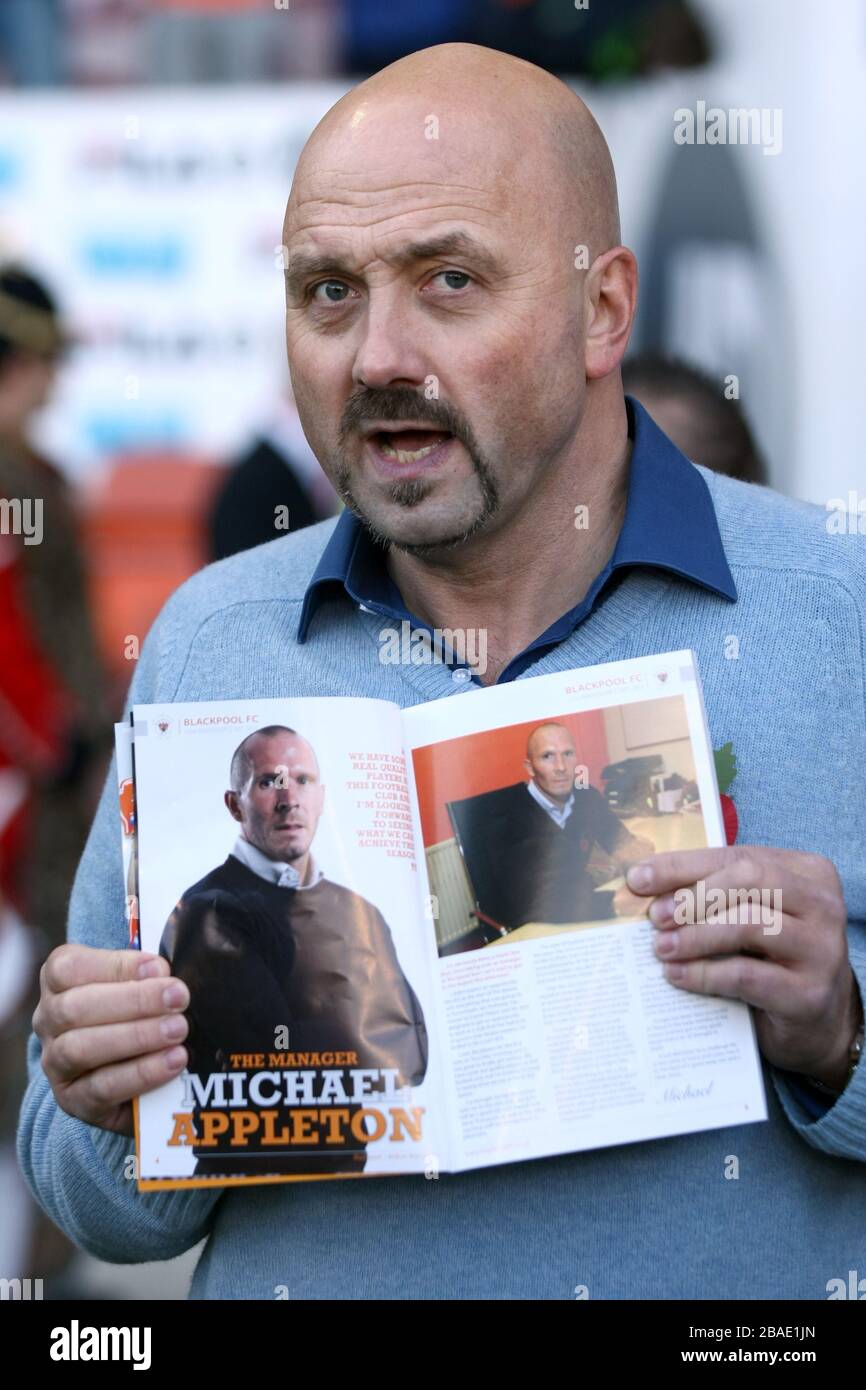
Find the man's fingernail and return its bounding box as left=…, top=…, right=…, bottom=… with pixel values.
left=163, top=983, right=187, bottom=1009
left=664, top=963, right=686, bottom=983
left=164, top=1046, right=187, bottom=1070
left=650, top=896, right=674, bottom=925
left=627, top=863, right=652, bottom=890
left=137, top=959, right=162, bottom=980
left=160, top=1015, right=187, bottom=1040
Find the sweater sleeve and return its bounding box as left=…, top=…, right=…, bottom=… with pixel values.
left=769, top=918, right=866, bottom=1162
left=15, top=597, right=222, bottom=1263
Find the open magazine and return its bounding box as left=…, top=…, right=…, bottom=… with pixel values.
left=115, top=649, right=766, bottom=1190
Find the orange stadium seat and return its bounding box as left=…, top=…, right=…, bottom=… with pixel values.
left=81, top=454, right=226, bottom=685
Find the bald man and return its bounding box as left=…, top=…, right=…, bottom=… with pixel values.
left=158, top=725, right=428, bottom=1176
left=448, top=722, right=656, bottom=944
left=22, top=44, right=866, bottom=1301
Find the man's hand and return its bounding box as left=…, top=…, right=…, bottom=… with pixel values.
left=615, top=832, right=655, bottom=869
left=610, top=831, right=657, bottom=918
left=33, top=944, right=190, bottom=1137
left=626, top=847, right=862, bottom=1093
left=612, top=881, right=650, bottom=919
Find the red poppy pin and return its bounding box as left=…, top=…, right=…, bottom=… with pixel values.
left=713, top=742, right=738, bottom=845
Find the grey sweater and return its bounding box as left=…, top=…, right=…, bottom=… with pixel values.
left=17, top=465, right=866, bottom=1299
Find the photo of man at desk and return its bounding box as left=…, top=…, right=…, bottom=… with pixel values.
left=417, top=695, right=711, bottom=955
left=447, top=721, right=657, bottom=949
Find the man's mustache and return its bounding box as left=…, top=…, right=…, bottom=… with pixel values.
left=339, top=389, right=466, bottom=442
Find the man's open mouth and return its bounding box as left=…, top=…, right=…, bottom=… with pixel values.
left=370, top=428, right=454, bottom=462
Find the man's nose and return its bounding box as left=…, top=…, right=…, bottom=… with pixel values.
left=352, top=292, right=430, bottom=390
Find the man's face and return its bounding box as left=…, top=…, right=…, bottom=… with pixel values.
left=228, top=733, right=325, bottom=863
left=526, top=727, right=577, bottom=803
left=282, top=99, right=587, bottom=554
left=0, top=351, right=58, bottom=430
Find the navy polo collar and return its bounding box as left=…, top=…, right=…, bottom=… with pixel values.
left=297, top=395, right=736, bottom=664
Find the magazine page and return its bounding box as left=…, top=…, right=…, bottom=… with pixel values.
left=128, top=696, right=446, bottom=1188
left=114, top=721, right=140, bottom=951
left=400, top=650, right=767, bottom=1173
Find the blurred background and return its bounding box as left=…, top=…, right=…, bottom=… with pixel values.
left=1, top=0, right=864, bottom=1299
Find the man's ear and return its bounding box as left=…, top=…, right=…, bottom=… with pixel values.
left=584, top=245, right=638, bottom=381
left=225, top=789, right=242, bottom=823
left=523, top=757, right=533, bottom=780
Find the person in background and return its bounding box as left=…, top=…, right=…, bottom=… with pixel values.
left=0, top=885, right=77, bottom=1293
left=622, top=353, right=769, bottom=485
left=210, top=385, right=339, bottom=561
left=0, top=266, right=107, bottom=1299
left=0, top=265, right=108, bottom=950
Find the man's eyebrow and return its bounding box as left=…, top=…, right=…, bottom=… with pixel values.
left=399, top=232, right=501, bottom=274
left=284, top=230, right=501, bottom=299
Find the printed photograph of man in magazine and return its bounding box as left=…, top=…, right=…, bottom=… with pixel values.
left=159, top=723, right=428, bottom=1176
left=415, top=697, right=708, bottom=956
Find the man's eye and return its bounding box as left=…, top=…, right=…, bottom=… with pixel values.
left=310, top=279, right=353, bottom=304
left=431, top=270, right=472, bottom=291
